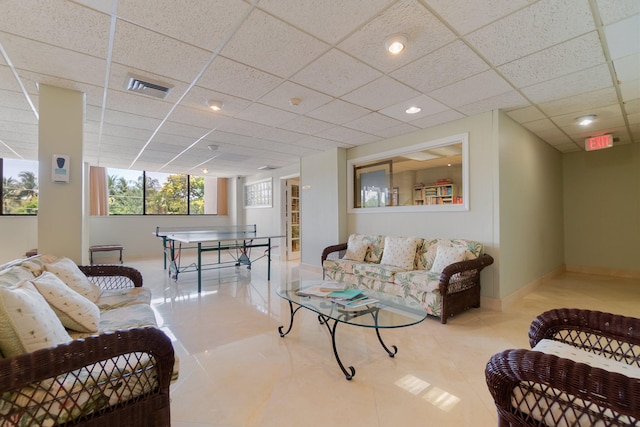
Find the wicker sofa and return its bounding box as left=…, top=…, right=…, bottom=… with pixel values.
left=485, top=308, right=640, bottom=426
left=321, top=234, right=494, bottom=324
left=0, top=256, right=175, bottom=426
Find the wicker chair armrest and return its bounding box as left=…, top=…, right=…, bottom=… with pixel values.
left=321, top=243, right=348, bottom=264
left=529, top=308, right=640, bottom=349
left=78, top=264, right=143, bottom=288
left=486, top=349, right=640, bottom=424
left=0, top=327, right=174, bottom=392
left=439, top=253, right=494, bottom=295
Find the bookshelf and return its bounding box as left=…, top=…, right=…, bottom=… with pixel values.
left=414, top=182, right=460, bottom=205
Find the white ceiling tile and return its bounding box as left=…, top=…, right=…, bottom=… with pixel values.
left=0, top=0, right=111, bottom=57
left=2, top=35, right=107, bottom=87
left=343, top=112, right=404, bottom=133
left=466, top=0, right=595, bottom=66
left=528, top=127, right=573, bottom=145
left=427, top=0, right=537, bottom=34
left=625, top=99, right=640, bottom=115
left=374, top=122, right=420, bottom=139
left=552, top=143, right=581, bottom=152
left=378, top=94, right=449, bottom=121
left=604, top=14, right=640, bottom=59
left=522, top=118, right=558, bottom=132
left=595, top=0, right=640, bottom=25
left=315, top=126, right=369, bottom=143
left=457, top=91, right=529, bottom=116
left=537, top=87, right=619, bottom=117
left=105, top=90, right=172, bottom=120
left=0, top=106, right=38, bottom=125
left=197, top=56, right=283, bottom=101
left=341, top=77, right=420, bottom=111
left=613, top=54, right=640, bottom=84
left=235, top=103, right=298, bottom=127
left=258, top=0, right=392, bottom=44
left=0, top=66, right=24, bottom=92
left=505, top=106, right=546, bottom=123
left=408, top=109, right=465, bottom=128
left=291, top=49, right=382, bottom=97
left=216, top=117, right=273, bottom=138
left=620, top=79, right=640, bottom=102
left=391, top=41, right=489, bottom=93
left=161, top=121, right=211, bottom=139
left=102, top=109, right=162, bottom=131
left=521, top=64, right=613, bottom=104
left=498, top=32, right=605, bottom=88
left=221, top=9, right=328, bottom=78
left=112, top=20, right=211, bottom=83
left=258, top=127, right=305, bottom=144
left=257, top=82, right=333, bottom=114
left=306, top=99, right=370, bottom=125
left=116, top=0, right=251, bottom=51
left=168, top=105, right=228, bottom=130
left=430, top=70, right=513, bottom=108
left=278, top=115, right=334, bottom=134
left=338, top=0, right=456, bottom=73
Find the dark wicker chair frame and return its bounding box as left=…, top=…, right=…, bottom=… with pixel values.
left=486, top=308, right=640, bottom=426
left=0, top=265, right=174, bottom=426
left=321, top=243, right=494, bottom=324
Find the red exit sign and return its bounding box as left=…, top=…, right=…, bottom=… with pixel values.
left=585, top=134, right=613, bottom=151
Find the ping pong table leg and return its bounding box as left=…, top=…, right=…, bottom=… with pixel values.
left=267, top=238, right=271, bottom=281
left=197, top=242, right=202, bottom=293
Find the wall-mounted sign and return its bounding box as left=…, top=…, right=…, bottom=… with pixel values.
left=52, top=154, right=70, bottom=183
left=585, top=134, right=613, bottom=151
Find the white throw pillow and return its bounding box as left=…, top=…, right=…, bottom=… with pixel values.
left=380, top=237, right=421, bottom=269
left=344, top=241, right=368, bottom=262
left=430, top=246, right=467, bottom=273
left=45, top=257, right=101, bottom=303
left=0, top=279, right=72, bottom=357
left=31, top=271, right=100, bottom=333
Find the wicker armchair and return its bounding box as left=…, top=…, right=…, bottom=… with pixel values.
left=485, top=308, right=640, bottom=426
left=0, top=265, right=174, bottom=426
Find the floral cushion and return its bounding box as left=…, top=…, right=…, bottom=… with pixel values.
left=353, top=263, right=407, bottom=283
left=322, top=258, right=361, bottom=276
left=18, top=254, right=58, bottom=276
left=0, top=266, right=35, bottom=288
left=420, top=239, right=482, bottom=270
left=31, top=272, right=100, bottom=333
left=45, top=257, right=101, bottom=303
left=430, top=246, right=467, bottom=273
left=72, top=304, right=157, bottom=339
left=0, top=279, right=72, bottom=357
left=347, top=234, right=385, bottom=263
left=380, top=236, right=422, bottom=269
left=344, top=238, right=368, bottom=262
left=97, top=287, right=152, bottom=311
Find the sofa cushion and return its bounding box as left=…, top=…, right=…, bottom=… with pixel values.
left=19, top=254, right=59, bottom=276
left=344, top=239, right=368, bottom=262
left=322, top=258, right=361, bottom=276
left=380, top=236, right=421, bottom=269
left=347, top=234, right=385, bottom=263
left=353, top=263, right=407, bottom=283
left=31, top=272, right=100, bottom=333
left=420, top=239, right=483, bottom=270
left=0, top=279, right=72, bottom=357
left=97, top=287, right=153, bottom=311
left=45, top=257, right=101, bottom=303
left=430, top=246, right=467, bottom=273
left=393, top=270, right=443, bottom=317
left=0, top=266, right=35, bottom=287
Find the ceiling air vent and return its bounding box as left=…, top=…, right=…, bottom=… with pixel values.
left=124, top=73, right=173, bottom=99
left=258, top=165, right=277, bottom=170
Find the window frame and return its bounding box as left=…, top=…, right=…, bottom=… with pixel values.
left=347, top=133, right=469, bottom=213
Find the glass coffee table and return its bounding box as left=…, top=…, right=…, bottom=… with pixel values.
left=277, top=280, right=428, bottom=380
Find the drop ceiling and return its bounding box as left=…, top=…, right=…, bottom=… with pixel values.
left=0, top=0, right=638, bottom=177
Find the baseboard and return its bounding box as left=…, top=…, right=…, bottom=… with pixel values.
left=565, top=264, right=640, bottom=279
left=482, top=266, right=566, bottom=311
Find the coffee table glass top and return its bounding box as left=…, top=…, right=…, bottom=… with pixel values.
left=277, top=280, right=427, bottom=328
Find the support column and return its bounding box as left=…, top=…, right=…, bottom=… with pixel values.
left=38, top=85, right=86, bottom=264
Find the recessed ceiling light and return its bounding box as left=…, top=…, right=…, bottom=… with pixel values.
left=385, top=34, right=408, bottom=55
left=289, top=98, right=301, bottom=106
left=577, top=115, right=596, bottom=126
left=208, top=144, right=218, bottom=151
left=202, top=168, right=208, bottom=174
left=207, top=99, right=223, bottom=111
left=405, top=106, right=421, bottom=114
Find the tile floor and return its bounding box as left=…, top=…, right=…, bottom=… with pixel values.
left=126, top=255, right=640, bottom=427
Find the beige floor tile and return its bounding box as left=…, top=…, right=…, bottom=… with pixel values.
left=124, top=255, right=639, bottom=426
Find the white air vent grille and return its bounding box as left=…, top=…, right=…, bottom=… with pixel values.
left=125, top=73, right=173, bottom=99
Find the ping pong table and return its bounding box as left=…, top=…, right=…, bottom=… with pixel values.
left=155, top=224, right=283, bottom=293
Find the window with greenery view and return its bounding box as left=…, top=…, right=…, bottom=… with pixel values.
left=1, top=159, right=39, bottom=215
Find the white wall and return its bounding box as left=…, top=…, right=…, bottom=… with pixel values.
left=497, top=111, right=564, bottom=298
left=300, top=148, right=347, bottom=267
left=563, top=142, right=640, bottom=275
